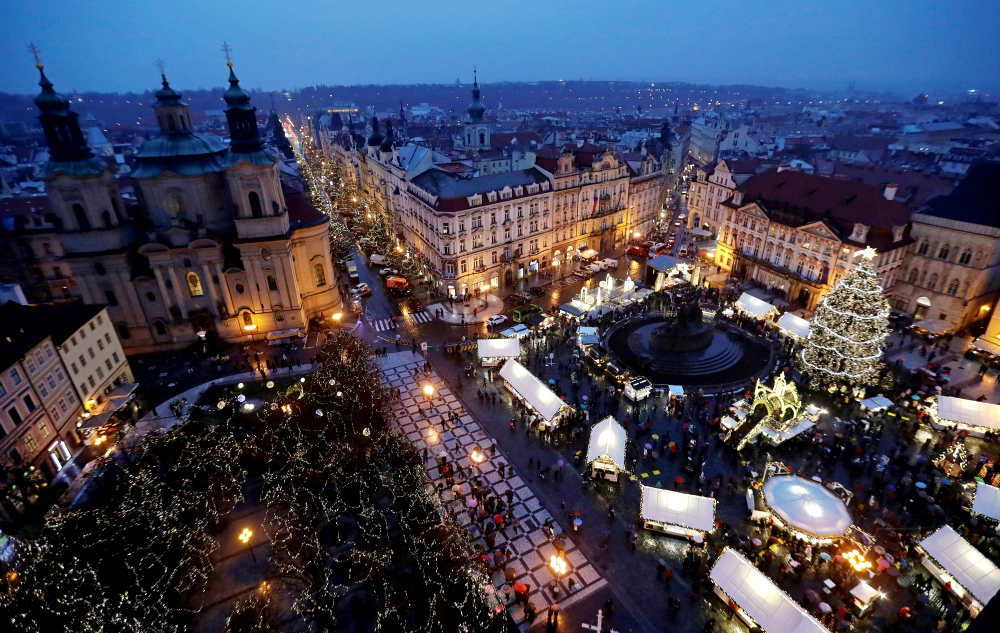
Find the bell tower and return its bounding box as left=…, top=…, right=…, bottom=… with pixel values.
left=463, top=70, right=490, bottom=151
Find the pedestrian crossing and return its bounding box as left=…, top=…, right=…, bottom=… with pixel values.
left=369, top=311, right=434, bottom=332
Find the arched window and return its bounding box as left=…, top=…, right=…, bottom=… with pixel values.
left=72, top=203, right=90, bottom=231
left=164, top=192, right=185, bottom=217
left=938, top=244, right=950, bottom=260
left=313, top=262, right=326, bottom=287
left=917, top=241, right=929, bottom=255
left=242, top=311, right=254, bottom=327
left=271, top=200, right=279, bottom=215
left=946, top=279, right=960, bottom=296
left=153, top=320, right=167, bottom=336
left=42, top=242, right=52, bottom=254
left=266, top=274, right=278, bottom=292
left=94, top=263, right=106, bottom=276
left=117, top=323, right=131, bottom=340
left=186, top=271, right=204, bottom=297
left=104, top=290, right=118, bottom=306
left=111, top=197, right=122, bottom=221
left=145, top=291, right=156, bottom=302
left=959, top=249, right=972, bottom=265
left=907, top=268, right=919, bottom=284
left=168, top=306, right=181, bottom=320
left=479, top=132, right=485, bottom=145
left=100, top=210, right=112, bottom=228
left=166, top=114, right=176, bottom=131
left=248, top=192, right=263, bottom=218
left=927, top=274, right=938, bottom=291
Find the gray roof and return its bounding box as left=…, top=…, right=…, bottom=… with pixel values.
left=132, top=132, right=228, bottom=178
left=37, top=157, right=108, bottom=179
left=922, top=161, right=1000, bottom=228
left=222, top=148, right=279, bottom=169
left=412, top=167, right=548, bottom=200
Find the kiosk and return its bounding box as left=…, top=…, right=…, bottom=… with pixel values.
left=931, top=396, right=1000, bottom=437
left=640, top=487, right=716, bottom=540
left=917, top=525, right=1000, bottom=617
left=624, top=376, right=652, bottom=402
left=972, top=482, right=1000, bottom=522
left=776, top=312, right=811, bottom=339
left=499, top=360, right=567, bottom=427
left=735, top=292, right=777, bottom=320
left=477, top=338, right=521, bottom=367
left=762, top=473, right=853, bottom=542
left=585, top=416, right=628, bottom=482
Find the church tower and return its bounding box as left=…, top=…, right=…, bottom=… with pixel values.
left=463, top=71, right=490, bottom=151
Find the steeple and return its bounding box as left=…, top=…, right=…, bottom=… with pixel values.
left=151, top=68, right=193, bottom=134
left=467, top=69, right=486, bottom=124
left=221, top=45, right=265, bottom=154
left=367, top=116, right=383, bottom=147
left=32, top=48, right=93, bottom=163
left=379, top=120, right=395, bottom=153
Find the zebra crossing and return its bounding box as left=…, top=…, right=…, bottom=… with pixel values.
left=369, top=311, right=434, bottom=332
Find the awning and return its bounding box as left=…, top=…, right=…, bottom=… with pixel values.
left=499, top=360, right=566, bottom=421
left=912, top=319, right=949, bottom=335
left=762, top=474, right=852, bottom=538
left=266, top=328, right=304, bottom=342
left=577, top=326, right=600, bottom=346
left=105, top=382, right=139, bottom=410
left=580, top=249, right=599, bottom=260
left=860, top=396, right=893, bottom=412
left=668, top=385, right=684, bottom=397
left=477, top=338, right=520, bottom=359
left=78, top=410, right=116, bottom=430
left=736, top=292, right=776, bottom=319
left=711, top=549, right=829, bottom=633
left=524, top=313, right=547, bottom=328
left=499, top=324, right=530, bottom=339
left=972, top=483, right=1000, bottom=522
left=585, top=416, right=627, bottom=469
left=971, top=337, right=1000, bottom=357
left=850, top=581, right=880, bottom=605
left=776, top=312, right=810, bottom=339
left=559, top=303, right=584, bottom=317
left=647, top=255, right=681, bottom=272
left=919, top=526, right=1000, bottom=605
left=689, top=227, right=712, bottom=237
left=936, top=396, right=1000, bottom=430
left=641, top=486, right=716, bottom=532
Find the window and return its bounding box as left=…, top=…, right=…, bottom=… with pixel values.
left=24, top=394, right=36, bottom=412
left=105, top=359, right=113, bottom=371
left=927, top=274, right=938, bottom=291
left=938, top=245, right=950, bottom=260
left=105, top=333, right=111, bottom=344
left=26, top=358, right=35, bottom=374
left=112, top=352, right=119, bottom=364
left=261, top=248, right=272, bottom=261
left=960, top=249, right=972, bottom=265
left=186, top=272, right=204, bottom=297
left=460, top=260, right=467, bottom=274
left=66, top=390, right=75, bottom=404
left=38, top=382, right=48, bottom=398
left=47, top=375, right=56, bottom=389
left=234, top=282, right=245, bottom=295
left=97, top=339, right=104, bottom=351
left=242, top=312, right=254, bottom=327
left=117, top=323, right=131, bottom=340
left=946, top=279, right=960, bottom=296
left=153, top=321, right=167, bottom=336
left=72, top=203, right=90, bottom=230
left=24, top=435, right=37, bottom=453
left=38, top=421, right=50, bottom=438
left=7, top=407, right=22, bottom=426
left=96, top=367, right=104, bottom=380
left=146, top=291, right=156, bottom=302
left=310, top=262, right=326, bottom=287
left=908, top=268, right=919, bottom=284
left=88, top=348, right=95, bottom=359
left=58, top=398, right=67, bottom=413
left=918, top=241, right=929, bottom=255
left=71, top=362, right=78, bottom=374
left=249, top=192, right=263, bottom=218
left=266, top=274, right=278, bottom=292
left=88, top=376, right=96, bottom=388
left=274, top=306, right=284, bottom=322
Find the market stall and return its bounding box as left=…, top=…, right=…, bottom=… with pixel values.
left=499, top=324, right=531, bottom=339
left=931, top=396, right=1000, bottom=437
left=972, top=482, right=1000, bottom=522
left=735, top=292, right=777, bottom=320
left=498, top=360, right=568, bottom=426
left=640, top=486, right=716, bottom=540
left=860, top=396, right=893, bottom=412
left=762, top=474, right=853, bottom=542
left=710, top=548, right=829, bottom=633
left=850, top=581, right=881, bottom=615
left=585, top=416, right=627, bottom=482
left=624, top=376, right=652, bottom=402
left=917, top=525, right=1000, bottom=617
left=577, top=326, right=600, bottom=347
left=776, top=312, right=811, bottom=339
left=477, top=338, right=521, bottom=367
left=668, top=385, right=685, bottom=398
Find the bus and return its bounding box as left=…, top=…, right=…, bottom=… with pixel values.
left=649, top=243, right=668, bottom=258
left=513, top=304, right=543, bottom=323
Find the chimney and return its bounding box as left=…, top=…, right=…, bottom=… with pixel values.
left=884, top=184, right=898, bottom=201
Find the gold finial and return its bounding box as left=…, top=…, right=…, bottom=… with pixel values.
left=221, top=41, right=233, bottom=68
left=155, top=58, right=166, bottom=75
left=28, top=42, right=42, bottom=70
left=854, top=246, right=878, bottom=260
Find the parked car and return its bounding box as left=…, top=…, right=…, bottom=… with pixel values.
left=509, top=293, right=530, bottom=305
left=528, top=286, right=547, bottom=297
left=586, top=344, right=609, bottom=367
left=487, top=314, right=508, bottom=326
left=378, top=268, right=400, bottom=277
left=350, top=284, right=372, bottom=298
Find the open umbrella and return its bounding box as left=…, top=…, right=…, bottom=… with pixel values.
left=878, top=558, right=890, bottom=570
left=513, top=582, right=528, bottom=594
left=806, top=590, right=821, bottom=603
left=916, top=593, right=929, bottom=604
left=652, top=434, right=660, bottom=440
left=675, top=476, right=685, bottom=484
left=769, top=536, right=780, bottom=545
left=549, top=379, right=556, bottom=385
left=573, top=518, right=583, bottom=527
left=467, top=498, right=478, bottom=507
left=693, top=534, right=704, bottom=544
left=582, top=395, right=588, bottom=401
left=494, top=514, right=504, bottom=524
left=886, top=567, right=900, bottom=577
left=752, top=538, right=762, bottom=547
left=819, top=603, right=833, bottom=614
left=874, top=546, right=886, bottom=556
left=557, top=460, right=564, bottom=467
left=820, top=552, right=833, bottom=561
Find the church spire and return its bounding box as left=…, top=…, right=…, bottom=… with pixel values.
left=467, top=68, right=486, bottom=124
left=30, top=43, right=93, bottom=163
left=220, top=43, right=264, bottom=154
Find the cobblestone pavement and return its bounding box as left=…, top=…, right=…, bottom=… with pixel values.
left=378, top=352, right=607, bottom=627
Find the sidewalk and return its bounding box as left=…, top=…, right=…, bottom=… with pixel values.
left=429, top=293, right=505, bottom=324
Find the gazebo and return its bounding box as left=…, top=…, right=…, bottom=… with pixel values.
left=585, top=416, right=628, bottom=482
left=762, top=474, right=853, bottom=541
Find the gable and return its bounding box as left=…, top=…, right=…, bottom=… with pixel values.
left=737, top=202, right=769, bottom=220
left=798, top=221, right=840, bottom=241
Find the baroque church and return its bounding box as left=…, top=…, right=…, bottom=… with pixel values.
left=32, top=60, right=340, bottom=352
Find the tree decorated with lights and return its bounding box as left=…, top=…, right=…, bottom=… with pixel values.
left=798, top=247, right=891, bottom=390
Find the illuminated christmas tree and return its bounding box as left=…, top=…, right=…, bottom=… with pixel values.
left=798, top=247, right=890, bottom=389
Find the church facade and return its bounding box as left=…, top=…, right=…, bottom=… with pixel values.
left=32, top=62, right=340, bottom=352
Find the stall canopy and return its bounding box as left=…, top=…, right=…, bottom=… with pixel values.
left=478, top=338, right=520, bottom=360
left=860, top=396, right=893, bottom=412
left=579, top=249, right=599, bottom=260
left=919, top=526, right=1000, bottom=606
left=736, top=293, right=776, bottom=319
left=668, top=385, right=685, bottom=397
left=711, top=549, right=829, bottom=633
left=641, top=487, right=716, bottom=532
left=937, top=396, right=1000, bottom=431
left=578, top=327, right=600, bottom=346
left=971, top=337, right=1000, bottom=357
left=912, top=319, right=949, bottom=334
left=499, top=324, right=530, bottom=339
left=762, top=475, right=853, bottom=539
left=776, top=313, right=811, bottom=339
left=499, top=360, right=565, bottom=422
left=559, top=303, right=584, bottom=317
left=647, top=255, right=681, bottom=273
left=850, top=581, right=880, bottom=605
left=586, top=416, right=627, bottom=469
left=689, top=227, right=713, bottom=237
left=972, top=483, right=1000, bottom=522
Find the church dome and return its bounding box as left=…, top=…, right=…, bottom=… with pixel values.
left=467, top=78, right=486, bottom=123
left=154, top=75, right=184, bottom=106
left=223, top=66, right=252, bottom=111
left=33, top=68, right=70, bottom=113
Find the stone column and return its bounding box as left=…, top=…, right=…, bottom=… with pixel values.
left=215, top=262, right=235, bottom=316
left=200, top=262, right=221, bottom=316
left=153, top=267, right=172, bottom=310
left=273, top=250, right=301, bottom=310
left=167, top=268, right=186, bottom=317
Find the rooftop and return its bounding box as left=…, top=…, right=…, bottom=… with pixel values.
left=0, top=302, right=106, bottom=370
left=411, top=167, right=549, bottom=212
left=921, top=161, right=1000, bottom=228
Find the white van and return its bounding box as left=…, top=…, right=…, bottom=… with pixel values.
left=347, top=262, right=359, bottom=281
left=602, top=258, right=619, bottom=268
left=589, top=263, right=603, bottom=274
left=678, top=246, right=689, bottom=258
left=369, top=253, right=387, bottom=266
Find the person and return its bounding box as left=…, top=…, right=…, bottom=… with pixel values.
left=603, top=598, right=614, bottom=618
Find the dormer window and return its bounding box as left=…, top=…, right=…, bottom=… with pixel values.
left=892, top=225, right=905, bottom=242
left=850, top=223, right=870, bottom=242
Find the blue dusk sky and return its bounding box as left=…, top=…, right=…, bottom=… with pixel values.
left=1, top=0, right=997, bottom=95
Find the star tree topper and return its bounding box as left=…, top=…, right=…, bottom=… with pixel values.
left=854, top=246, right=878, bottom=260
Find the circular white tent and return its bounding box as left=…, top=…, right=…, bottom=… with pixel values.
left=762, top=475, right=852, bottom=539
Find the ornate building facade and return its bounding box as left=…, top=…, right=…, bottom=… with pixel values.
left=31, top=62, right=339, bottom=352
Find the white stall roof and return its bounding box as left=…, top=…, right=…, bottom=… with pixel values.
left=478, top=338, right=521, bottom=359
left=860, top=396, right=893, bottom=411
left=580, top=249, right=599, bottom=260
left=919, top=525, right=1000, bottom=605
left=499, top=360, right=565, bottom=421
left=668, top=385, right=685, bottom=396
left=971, top=337, right=1000, bottom=357
left=850, top=581, right=880, bottom=604
left=776, top=312, right=811, bottom=339
left=937, top=396, right=1000, bottom=430
left=586, top=416, right=627, bottom=469
left=762, top=475, right=852, bottom=538
left=578, top=326, right=600, bottom=345
left=641, top=487, right=716, bottom=532
left=972, top=483, right=1000, bottom=522
left=736, top=293, right=776, bottom=319
left=711, top=549, right=828, bottom=633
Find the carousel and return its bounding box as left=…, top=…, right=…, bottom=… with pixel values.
left=761, top=472, right=854, bottom=542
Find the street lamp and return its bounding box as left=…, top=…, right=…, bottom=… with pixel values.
left=238, top=527, right=257, bottom=562
left=422, top=384, right=435, bottom=399
left=549, top=554, right=569, bottom=576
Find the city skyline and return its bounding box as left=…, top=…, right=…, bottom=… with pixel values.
left=1, top=0, right=997, bottom=97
